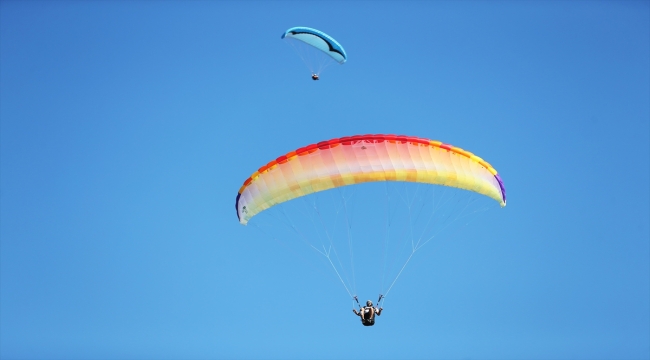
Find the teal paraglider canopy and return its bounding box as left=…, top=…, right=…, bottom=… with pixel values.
left=282, top=27, right=347, bottom=64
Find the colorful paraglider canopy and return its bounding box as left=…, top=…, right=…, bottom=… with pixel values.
left=281, top=27, right=347, bottom=64
left=235, top=134, right=506, bottom=225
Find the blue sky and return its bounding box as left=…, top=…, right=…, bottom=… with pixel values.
left=1, top=1, right=649, bottom=359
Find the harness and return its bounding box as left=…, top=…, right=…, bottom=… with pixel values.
left=361, top=309, right=375, bottom=326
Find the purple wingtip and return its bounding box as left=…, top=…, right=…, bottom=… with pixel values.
left=235, top=193, right=241, bottom=222
left=495, top=174, right=506, bottom=205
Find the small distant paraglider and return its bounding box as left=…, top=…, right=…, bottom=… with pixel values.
left=282, top=27, right=347, bottom=80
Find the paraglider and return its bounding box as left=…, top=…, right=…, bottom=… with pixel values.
left=282, top=27, right=347, bottom=80
left=235, top=134, right=506, bottom=326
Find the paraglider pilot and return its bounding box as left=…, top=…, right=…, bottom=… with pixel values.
left=353, top=299, right=382, bottom=326
left=311, top=73, right=319, bottom=80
